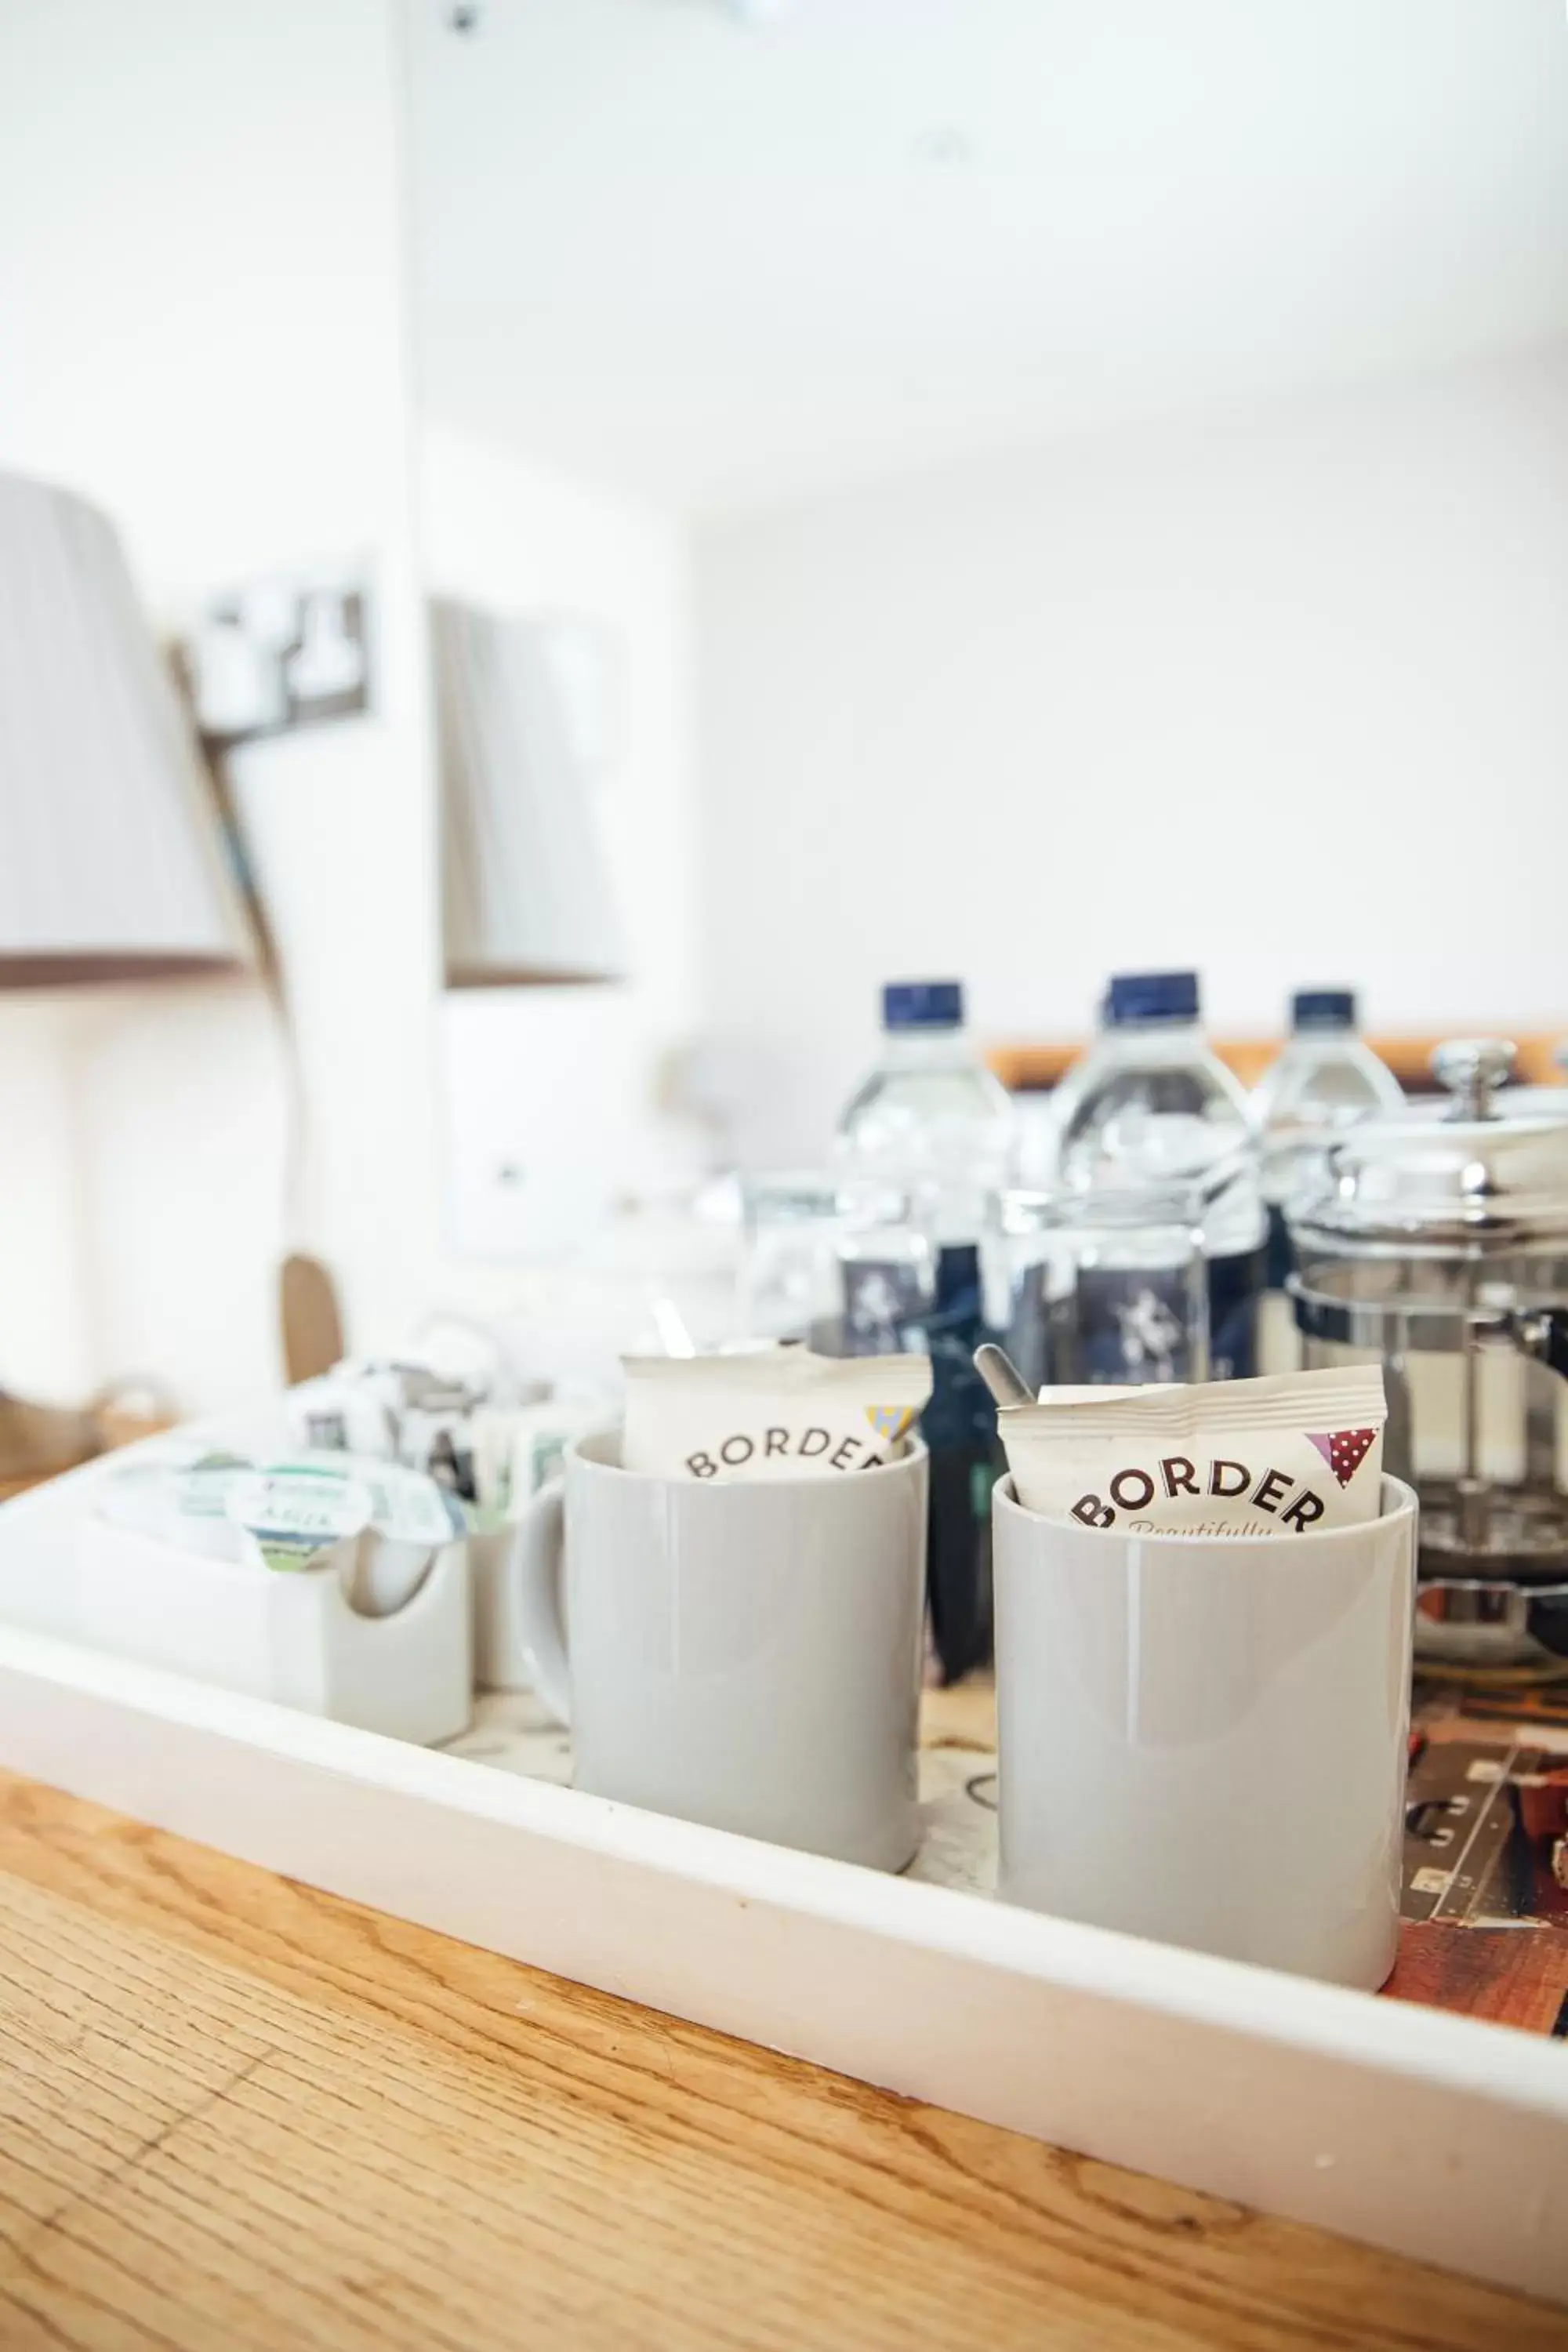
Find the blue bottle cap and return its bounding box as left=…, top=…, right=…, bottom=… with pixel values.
left=1105, top=971, right=1200, bottom=1025
left=1291, top=989, right=1356, bottom=1031
left=882, top=980, right=964, bottom=1031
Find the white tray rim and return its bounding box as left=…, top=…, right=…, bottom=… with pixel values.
left=0, top=1469, right=1565, bottom=2305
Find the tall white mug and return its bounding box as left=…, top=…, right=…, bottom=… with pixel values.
left=993, top=1473, right=1417, bottom=1988
left=512, top=1429, right=927, bottom=1870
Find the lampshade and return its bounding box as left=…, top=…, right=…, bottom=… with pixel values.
left=434, top=598, right=625, bottom=987
left=0, top=471, right=254, bottom=985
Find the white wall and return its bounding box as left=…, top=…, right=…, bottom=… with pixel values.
left=0, top=1005, right=95, bottom=1402
left=697, top=350, right=1568, bottom=1163
left=9, top=3, right=1565, bottom=1401
left=0, top=0, right=441, bottom=1408
left=419, top=423, right=703, bottom=1258
left=0, top=4, right=708, bottom=1408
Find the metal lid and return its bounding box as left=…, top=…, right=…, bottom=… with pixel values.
left=1498, top=1083, right=1568, bottom=1120
left=1289, top=1039, right=1568, bottom=1249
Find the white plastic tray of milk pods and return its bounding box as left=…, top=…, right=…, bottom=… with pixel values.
left=74, top=1461, right=471, bottom=1748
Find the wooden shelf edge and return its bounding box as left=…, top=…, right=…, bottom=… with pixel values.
left=988, top=1030, right=1568, bottom=1096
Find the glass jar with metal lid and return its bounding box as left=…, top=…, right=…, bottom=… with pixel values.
left=1287, top=1038, right=1568, bottom=1665
left=737, top=1171, right=932, bottom=1351
left=982, top=1159, right=1265, bottom=1392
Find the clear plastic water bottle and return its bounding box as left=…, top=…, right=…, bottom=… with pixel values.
left=837, top=981, right=1017, bottom=1682
left=1251, top=991, right=1404, bottom=1199
left=1048, top=970, right=1266, bottom=1380
left=1251, top=990, right=1403, bottom=1370
left=836, top=981, right=1016, bottom=1240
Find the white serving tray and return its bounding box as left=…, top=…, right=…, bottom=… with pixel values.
left=1, top=1450, right=1566, bottom=2304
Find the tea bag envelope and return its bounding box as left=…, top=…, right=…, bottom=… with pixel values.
left=622, top=1348, right=932, bottom=1481
left=999, top=1364, right=1388, bottom=1534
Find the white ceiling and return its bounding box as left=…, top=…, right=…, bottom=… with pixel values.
left=405, top=0, right=1568, bottom=514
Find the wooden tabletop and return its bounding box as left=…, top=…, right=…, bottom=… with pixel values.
left=0, top=1770, right=1563, bottom=2352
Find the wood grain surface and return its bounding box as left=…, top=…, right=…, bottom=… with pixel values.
left=0, top=1769, right=1563, bottom=2352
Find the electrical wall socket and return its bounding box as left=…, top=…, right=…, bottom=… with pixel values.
left=180, top=570, right=371, bottom=746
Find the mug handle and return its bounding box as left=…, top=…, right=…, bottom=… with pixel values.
left=512, top=1475, right=571, bottom=1724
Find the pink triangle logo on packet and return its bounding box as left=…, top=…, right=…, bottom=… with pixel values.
left=1307, top=1428, right=1377, bottom=1489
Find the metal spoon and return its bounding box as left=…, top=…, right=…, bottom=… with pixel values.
left=972, top=1343, right=1033, bottom=1409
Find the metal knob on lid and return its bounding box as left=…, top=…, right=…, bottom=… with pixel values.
left=1431, top=1037, right=1515, bottom=1121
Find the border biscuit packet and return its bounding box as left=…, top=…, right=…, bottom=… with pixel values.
left=622, top=1347, right=932, bottom=1481
left=999, top=1364, right=1387, bottom=1534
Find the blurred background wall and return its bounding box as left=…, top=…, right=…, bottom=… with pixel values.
left=699, top=350, right=1568, bottom=1161
left=2, top=0, right=1565, bottom=1415
left=0, top=0, right=438, bottom=1406
left=419, top=423, right=702, bottom=1259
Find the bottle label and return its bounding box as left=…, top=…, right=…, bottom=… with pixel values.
left=887, top=1244, right=995, bottom=1452
left=1207, top=1243, right=1265, bottom=1381
left=1069, top=1265, right=1197, bottom=1384
left=840, top=1255, right=932, bottom=1356
left=1007, top=1261, right=1197, bottom=1386
left=836, top=1243, right=996, bottom=1681
left=1264, top=1200, right=1294, bottom=1293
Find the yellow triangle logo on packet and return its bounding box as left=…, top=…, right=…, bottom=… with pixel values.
left=866, top=1405, right=916, bottom=1444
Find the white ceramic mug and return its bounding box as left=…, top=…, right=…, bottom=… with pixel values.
left=992, top=1473, right=1417, bottom=1988
left=512, top=1429, right=928, bottom=1870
